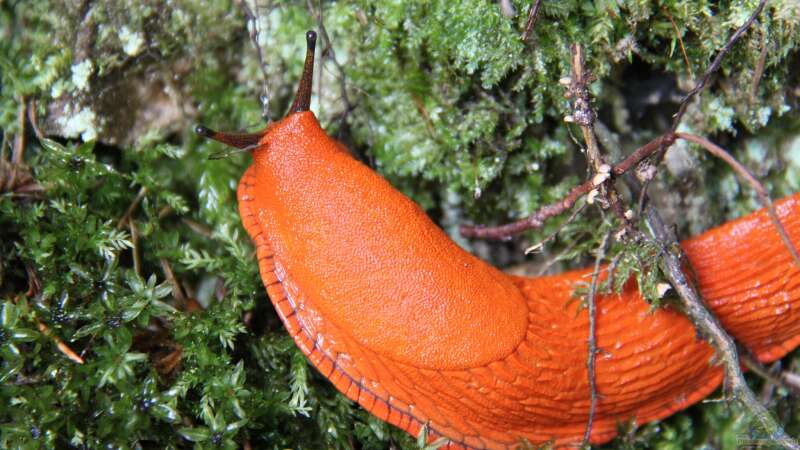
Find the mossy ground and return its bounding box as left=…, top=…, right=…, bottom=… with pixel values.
left=1, top=1, right=799, bottom=448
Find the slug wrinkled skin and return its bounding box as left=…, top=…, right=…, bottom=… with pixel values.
left=234, top=111, right=800, bottom=448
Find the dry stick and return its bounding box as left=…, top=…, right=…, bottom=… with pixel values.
left=569, top=45, right=602, bottom=172
left=116, top=186, right=147, bottom=230
left=675, top=132, right=800, bottom=269
left=669, top=0, right=766, bottom=134
left=582, top=231, right=610, bottom=446
left=785, top=372, right=800, bottom=392
left=129, top=219, right=142, bottom=277
left=182, top=218, right=214, bottom=239
left=27, top=99, right=45, bottom=141
left=638, top=0, right=769, bottom=198
left=636, top=196, right=800, bottom=449
left=459, top=134, right=673, bottom=239
left=524, top=202, right=585, bottom=254
left=742, top=352, right=800, bottom=396
left=160, top=258, right=187, bottom=308
left=568, top=44, right=631, bottom=228
left=521, top=0, right=543, bottom=42
left=7, top=98, right=26, bottom=191
left=37, top=321, right=84, bottom=364
left=662, top=6, right=694, bottom=79
left=750, top=28, right=770, bottom=104
left=13, top=98, right=25, bottom=166
left=535, top=234, right=586, bottom=276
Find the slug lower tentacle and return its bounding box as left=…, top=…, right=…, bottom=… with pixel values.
left=198, top=31, right=800, bottom=449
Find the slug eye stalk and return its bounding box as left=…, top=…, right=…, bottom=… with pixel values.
left=195, top=30, right=317, bottom=151
left=288, top=30, right=317, bottom=114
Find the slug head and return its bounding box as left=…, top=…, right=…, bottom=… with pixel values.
left=195, top=30, right=317, bottom=154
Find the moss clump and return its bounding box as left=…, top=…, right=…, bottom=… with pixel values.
left=1, top=0, right=799, bottom=448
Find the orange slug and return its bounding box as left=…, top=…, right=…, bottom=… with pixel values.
left=197, top=32, right=800, bottom=448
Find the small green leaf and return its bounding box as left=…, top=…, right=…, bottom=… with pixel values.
left=178, top=426, right=211, bottom=442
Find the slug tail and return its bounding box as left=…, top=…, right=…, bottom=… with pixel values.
left=683, top=192, right=800, bottom=362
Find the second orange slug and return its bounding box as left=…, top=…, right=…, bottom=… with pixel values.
left=197, top=32, right=800, bottom=448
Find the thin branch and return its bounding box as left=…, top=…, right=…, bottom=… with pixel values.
left=13, top=97, right=26, bottom=166
left=750, top=28, right=769, bottom=103
left=785, top=372, right=800, bottom=393
left=524, top=202, right=585, bottom=254
left=27, top=98, right=45, bottom=141
left=662, top=6, right=694, bottom=80
left=116, top=186, right=147, bottom=230
left=460, top=181, right=591, bottom=239
left=459, top=134, right=674, bottom=239
left=675, top=132, right=800, bottom=269
left=635, top=0, right=768, bottom=229
left=37, top=321, right=84, bottom=364
left=129, top=219, right=141, bottom=277
left=568, top=44, right=601, bottom=171
left=160, top=258, right=187, bottom=308
left=742, top=352, right=800, bottom=396
left=521, top=0, right=543, bottom=42
left=669, top=0, right=767, bottom=133
left=567, top=44, right=631, bottom=229
left=182, top=218, right=214, bottom=239
left=582, top=231, right=610, bottom=446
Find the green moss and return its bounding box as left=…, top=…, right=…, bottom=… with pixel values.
left=2, top=0, right=799, bottom=448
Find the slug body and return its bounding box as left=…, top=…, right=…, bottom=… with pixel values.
left=200, top=32, right=800, bottom=449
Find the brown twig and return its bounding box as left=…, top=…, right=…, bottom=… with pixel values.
left=129, top=219, right=141, bottom=277
left=567, top=44, right=632, bottom=230
left=742, top=352, right=800, bottom=396
left=182, top=218, right=214, bottom=239
left=13, top=98, right=26, bottom=166
left=24, top=263, right=41, bottom=298
left=116, top=186, right=147, bottom=230
left=524, top=202, right=586, bottom=254
left=411, top=94, right=437, bottom=139
left=567, top=45, right=600, bottom=171
left=3, top=99, right=28, bottom=192
left=160, top=258, right=187, bottom=308
left=785, top=372, right=800, bottom=393
left=750, top=28, right=770, bottom=104
left=662, top=6, right=694, bottom=80
left=675, top=132, right=800, bottom=269
left=521, top=0, right=543, bottom=42
left=27, top=98, right=45, bottom=141
left=669, top=0, right=767, bottom=134
left=37, top=321, right=84, bottom=364
left=582, top=231, right=610, bottom=446
left=459, top=134, right=674, bottom=239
